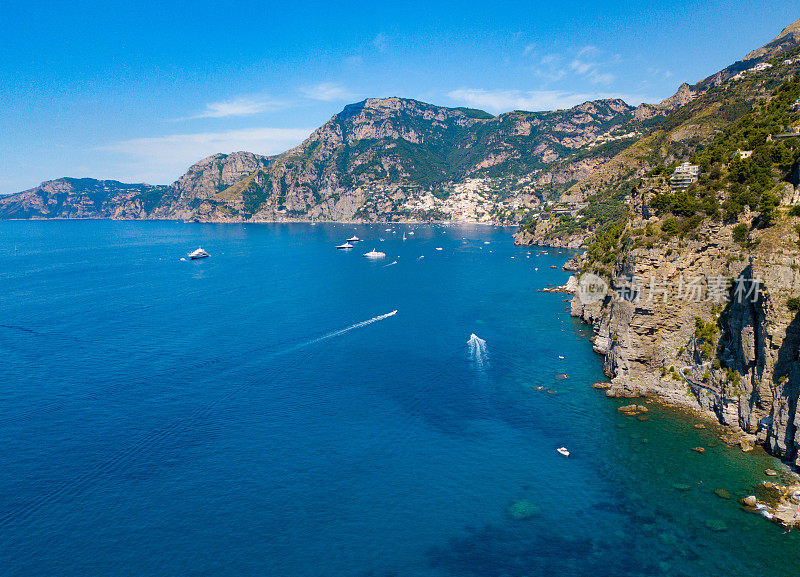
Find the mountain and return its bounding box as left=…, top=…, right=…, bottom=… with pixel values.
left=0, top=98, right=640, bottom=222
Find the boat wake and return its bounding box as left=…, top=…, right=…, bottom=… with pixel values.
left=468, top=333, right=488, bottom=368
left=293, top=310, right=398, bottom=351
left=0, top=310, right=399, bottom=529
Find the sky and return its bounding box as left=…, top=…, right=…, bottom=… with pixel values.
left=1, top=0, right=798, bottom=194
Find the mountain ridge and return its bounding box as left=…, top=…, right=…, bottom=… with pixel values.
left=3, top=18, right=799, bottom=224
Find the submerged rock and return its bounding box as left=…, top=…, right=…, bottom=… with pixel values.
left=714, top=488, right=731, bottom=500
left=705, top=519, right=728, bottom=532
left=694, top=424, right=706, bottom=429
left=765, top=468, right=778, bottom=476
left=692, top=447, right=706, bottom=454
left=743, top=495, right=758, bottom=507
left=508, top=500, right=539, bottom=520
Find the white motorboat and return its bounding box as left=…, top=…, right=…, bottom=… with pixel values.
left=188, top=247, right=210, bottom=259
left=557, top=447, right=570, bottom=457
left=363, top=248, right=386, bottom=259
left=346, top=236, right=360, bottom=242
left=336, top=242, right=354, bottom=249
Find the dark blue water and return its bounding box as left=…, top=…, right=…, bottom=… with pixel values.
left=1, top=220, right=799, bottom=576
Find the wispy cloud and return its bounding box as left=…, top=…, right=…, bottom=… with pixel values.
left=300, top=82, right=353, bottom=102
left=447, top=88, right=658, bottom=114
left=567, top=45, right=617, bottom=85
left=98, top=127, right=312, bottom=184
left=177, top=96, right=283, bottom=120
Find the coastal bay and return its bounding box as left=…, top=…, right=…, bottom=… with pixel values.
left=1, top=221, right=799, bottom=576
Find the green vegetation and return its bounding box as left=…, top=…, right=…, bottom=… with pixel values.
left=788, top=297, right=800, bottom=312
left=732, top=223, right=750, bottom=247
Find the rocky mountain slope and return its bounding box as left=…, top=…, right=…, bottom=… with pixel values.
left=554, top=26, right=800, bottom=466
left=0, top=98, right=642, bottom=222
left=515, top=17, right=800, bottom=248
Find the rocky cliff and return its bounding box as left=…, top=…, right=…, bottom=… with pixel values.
left=558, top=33, right=800, bottom=466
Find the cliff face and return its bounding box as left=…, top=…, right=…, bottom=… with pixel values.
left=571, top=207, right=800, bottom=465
left=0, top=97, right=637, bottom=223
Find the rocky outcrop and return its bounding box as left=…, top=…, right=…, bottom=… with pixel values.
left=570, top=194, right=800, bottom=465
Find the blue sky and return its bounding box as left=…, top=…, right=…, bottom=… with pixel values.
left=1, top=0, right=797, bottom=194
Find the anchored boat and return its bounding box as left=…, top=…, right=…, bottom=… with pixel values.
left=336, top=242, right=354, bottom=249
left=363, top=248, right=386, bottom=259
left=188, top=247, right=210, bottom=259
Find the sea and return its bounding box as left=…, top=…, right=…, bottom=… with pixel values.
left=1, top=220, right=799, bottom=576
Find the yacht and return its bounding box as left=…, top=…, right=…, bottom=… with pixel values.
left=336, top=242, right=354, bottom=249
left=188, top=247, right=210, bottom=259
left=363, top=248, right=386, bottom=259
left=557, top=447, right=570, bottom=457
left=346, top=236, right=361, bottom=242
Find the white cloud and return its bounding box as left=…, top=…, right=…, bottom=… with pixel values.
left=447, top=88, right=658, bottom=114
left=300, top=82, right=353, bottom=102
left=98, top=127, right=312, bottom=184
left=187, top=96, right=282, bottom=119
left=570, top=59, right=593, bottom=75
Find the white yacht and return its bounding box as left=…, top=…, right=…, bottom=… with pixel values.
left=363, top=248, right=386, bottom=259
left=336, top=242, right=354, bottom=249
left=346, top=236, right=360, bottom=242
left=188, top=247, right=210, bottom=259
left=557, top=447, right=570, bottom=457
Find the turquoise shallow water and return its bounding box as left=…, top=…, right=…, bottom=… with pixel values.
left=1, top=220, right=799, bottom=576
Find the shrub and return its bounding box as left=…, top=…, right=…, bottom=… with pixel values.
left=732, top=223, right=749, bottom=247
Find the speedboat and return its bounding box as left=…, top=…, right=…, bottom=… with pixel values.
left=557, top=447, right=570, bottom=457
left=336, top=242, right=354, bottom=249
left=363, top=248, right=386, bottom=259
left=188, top=247, right=210, bottom=259
left=346, top=236, right=360, bottom=242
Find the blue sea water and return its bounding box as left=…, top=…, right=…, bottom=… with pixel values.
left=1, top=220, right=800, bottom=576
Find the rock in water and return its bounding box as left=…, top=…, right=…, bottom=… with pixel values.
left=743, top=495, right=758, bottom=507
left=508, top=500, right=539, bottom=520
left=714, top=488, right=731, bottom=499
left=692, top=447, right=706, bottom=454
left=705, top=519, right=728, bottom=532
left=765, top=468, right=778, bottom=476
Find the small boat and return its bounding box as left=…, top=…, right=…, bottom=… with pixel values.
left=557, top=447, right=570, bottom=457
left=363, top=248, right=386, bottom=259
left=435, top=247, right=443, bottom=251
left=408, top=231, right=414, bottom=235
left=188, top=247, right=210, bottom=259
left=336, top=242, right=354, bottom=249
left=346, top=236, right=360, bottom=242
left=402, top=233, right=407, bottom=241
left=558, top=355, right=565, bottom=359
